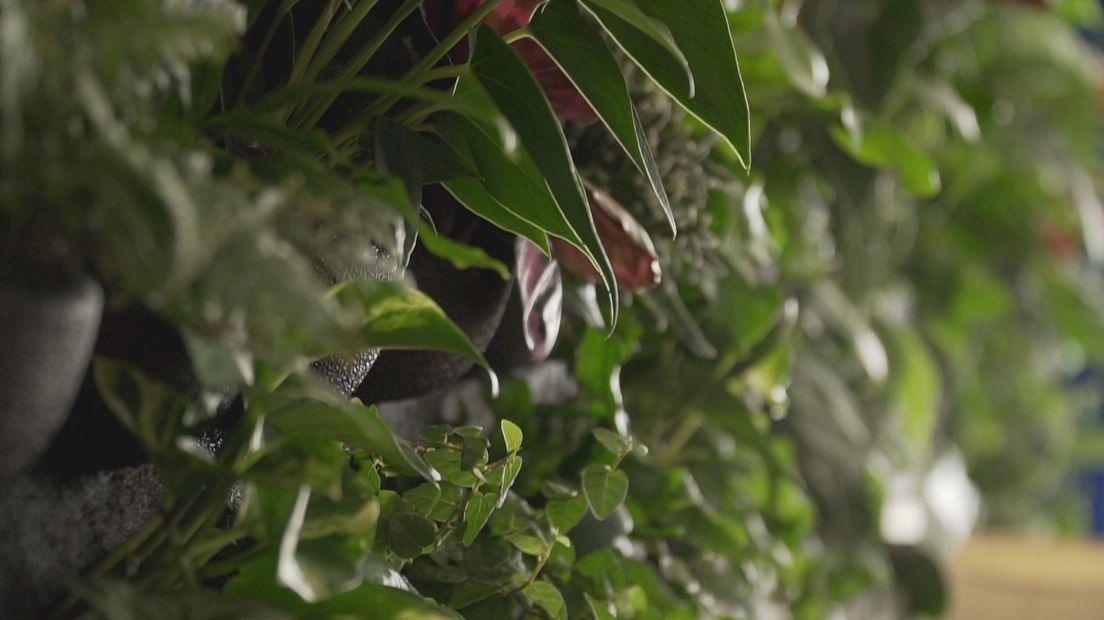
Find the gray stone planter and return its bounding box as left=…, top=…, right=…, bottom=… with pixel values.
left=0, top=276, right=103, bottom=486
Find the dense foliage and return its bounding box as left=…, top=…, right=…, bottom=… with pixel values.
left=3, top=0, right=1104, bottom=617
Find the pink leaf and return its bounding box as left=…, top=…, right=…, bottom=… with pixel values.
left=516, top=238, right=563, bottom=361
left=553, top=188, right=662, bottom=291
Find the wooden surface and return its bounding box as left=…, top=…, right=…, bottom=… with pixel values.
left=946, top=533, right=1104, bottom=619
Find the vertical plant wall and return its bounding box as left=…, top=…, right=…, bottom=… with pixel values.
left=2, top=0, right=1103, bottom=618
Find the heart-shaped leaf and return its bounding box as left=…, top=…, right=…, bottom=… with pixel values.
left=582, top=464, right=629, bottom=520
left=546, top=494, right=588, bottom=533
left=524, top=580, right=567, bottom=620
left=501, top=419, right=524, bottom=453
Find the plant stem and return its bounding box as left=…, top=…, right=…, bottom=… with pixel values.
left=331, top=0, right=503, bottom=147
left=300, top=0, right=380, bottom=87
left=502, top=26, right=530, bottom=44
left=235, top=0, right=301, bottom=108
left=284, top=0, right=341, bottom=92
left=291, top=0, right=423, bottom=133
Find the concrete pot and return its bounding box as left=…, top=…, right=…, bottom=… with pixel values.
left=0, top=276, right=103, bottom=486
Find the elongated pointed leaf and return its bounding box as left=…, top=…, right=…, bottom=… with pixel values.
left=469, top=26, right=619, bottom=325
left=529, top=0, right=675, bottom=235
left=580, top=0, right=692, bottom=92
left=436, top=110, right=571, bottom=254
left=588, top=0, right=752, bottom=168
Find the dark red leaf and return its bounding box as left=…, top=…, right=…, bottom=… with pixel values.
left=552, top=188, right=661, bottom=291
left=422, top=0, right=597, bottom=124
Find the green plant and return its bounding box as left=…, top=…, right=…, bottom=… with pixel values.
left=2, top=0, right=1103, bottom=618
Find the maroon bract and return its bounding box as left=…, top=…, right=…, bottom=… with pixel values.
left=552, top=188, right=662, bottom=292
left=515, top=238, right=563, bottom=362
left=423, top=0, right=598, bottom=124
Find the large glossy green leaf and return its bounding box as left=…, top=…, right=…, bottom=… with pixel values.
left=469, top=26, right=619, bottom=324
left=588, top=0, right=752, bottom=168
left=435, top=110, right=567, bottom=255
left=334, top=280, right=493, bottom=375
left=529, top=0, right=674, bottom=234
left=763, top=10, right=830, bottom=98
left=580, top=0, right=692, bottom=92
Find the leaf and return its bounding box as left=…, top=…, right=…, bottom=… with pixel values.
left=435, top=110, right=558, bottom=254
left=496, top=455, right=523, bottom=507
left=375, top=117, right=424, bottom=209
left=506, top=532, right=549, bottom=556
left=580, top=0, right=692, bottom=92
left=276, top=486, right=337, bottom=602
left=463, top=491, right=497, bottom=546
left=529, top=0, right=674, bottom=233
left=424, top=449, right=479, bottom=486
left=336, top=280, right=496, bottom=381
left=589, top=0, right=752, bottom=168
left=524, top=580, right=567, bottom=620
left=501, top=419, right=524, bottom=453
left=204, top=76, right=495, bottom=134
left=384, top=116, right=480, bottom=185
left=416, top=224, right=512, bottom=279
left=546, top=495, right=588, bottom=533
left=92, top=358, right=189, bottom=450
left=582, top=465, right=629, bottom=520
left=403, top=483, right=443, bottom=517
left=388, top=512, right=438, bottom=559
left=593, top=428, right=631, bottom=456
left=420, top=425, right=452, bottom=446
left=585, top=593, right=617, bottom=620
left=764, top=10, right=830, bottom=98
left=182, top=331, right=255, bottom=387
left=264, top=397, right=436, bottom=481
left=376, top=119, right=510, bottom=279
left=460, top=435, right=490, bottom=471
left=830, top=122, right=941, bottom=198
left=227, top=553, right=457, bottom=619
left=469, top=27, right=619, bottom=325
